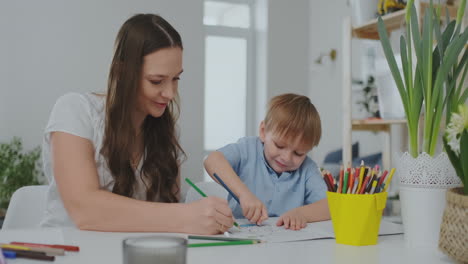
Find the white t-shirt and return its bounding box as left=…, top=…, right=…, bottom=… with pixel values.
left=40, top=93, right=148, bottom=227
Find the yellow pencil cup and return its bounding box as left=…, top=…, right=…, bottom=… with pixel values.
left=327, top=191, right=387, bottom=246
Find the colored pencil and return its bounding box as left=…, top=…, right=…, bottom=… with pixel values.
left=213, top=173, right=240, bottom=204
left=188, top=240, right=261, bottom=248
left=185, top=178, right=240, bottom=228
left=188, top=235, right=261, bottom=242
left=338, top=166, right=344, bottom=193
left=0, top=248, right=54, bottom=261
left=11, top=241, right=79, bottom=252
left=383, top=168, right=396, bottom=192
left=342, top=170, right=349, bottom=194
left=1, top=243, right=64, bottom=256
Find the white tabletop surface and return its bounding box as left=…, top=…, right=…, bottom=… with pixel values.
left=0, top=227, right=455, bottom=264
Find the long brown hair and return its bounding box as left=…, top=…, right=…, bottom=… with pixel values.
left=101, top=14, right=184, bottom=203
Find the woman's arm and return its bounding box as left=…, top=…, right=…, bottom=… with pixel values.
left=52, top=132, right=233, bottom=234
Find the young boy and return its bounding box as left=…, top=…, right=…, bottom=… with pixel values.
left=204, top=94, right=329, bottom=230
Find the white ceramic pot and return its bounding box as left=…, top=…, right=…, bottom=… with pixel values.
left=396, top=152, right=461, bottom=248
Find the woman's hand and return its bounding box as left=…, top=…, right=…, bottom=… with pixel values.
left=239, top=192, right=268, bottom=225
left=185, top=196, right=234, bottom=235
left=276, top=209, right=307, bottom=230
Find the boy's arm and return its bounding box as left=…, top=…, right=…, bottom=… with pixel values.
left=204, top=151, right=253, bottom=202
left=294, top=198, right=330, bottom=222
left=276, top=198, right=329, bottom=230
left=204, top=151, right=268, bottom=224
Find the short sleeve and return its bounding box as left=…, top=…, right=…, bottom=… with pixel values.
left=217, top=138, right=249, bottom=175
left=304, top=160, right=327, bottom=204
left=45, top=93, right=94, bottom=141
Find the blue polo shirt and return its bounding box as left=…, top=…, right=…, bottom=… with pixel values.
left=217, top=136, right=327, bottom=218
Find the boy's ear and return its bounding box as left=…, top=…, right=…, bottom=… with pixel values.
left=259, top=121, right=266, bottom=142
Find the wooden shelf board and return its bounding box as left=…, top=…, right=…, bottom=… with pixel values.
left=353, top=9, right=405, bottom=40
left=351, top=119, right=406, bottom=132
left=352, top=3, right=458, bottom=40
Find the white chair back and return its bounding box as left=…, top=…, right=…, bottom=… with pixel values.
left=3, top=185, right=48, bottom=229
left=185, top=181, right=228, bottom=203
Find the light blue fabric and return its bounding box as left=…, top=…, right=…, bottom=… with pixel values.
left=217, top=136, right=327, bottom=218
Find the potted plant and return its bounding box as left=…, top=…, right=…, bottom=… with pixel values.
left=439, top=104, right=468, bottom=263
left=377, top=0, right=468, bottom=247
left=0, top=137, right=43, bottom=224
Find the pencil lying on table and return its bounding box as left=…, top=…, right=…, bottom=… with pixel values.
left=11, top=241, right=79, bottom=252
left=188, top=235, right=262, bottom=242
left=1, top=248, right=55, bottom=261
left=188, top=240, right=261, bottom=248
left=1, top=243, right=64, bottom=256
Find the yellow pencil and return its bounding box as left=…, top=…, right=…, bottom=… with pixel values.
left=383, top=168, right=396, bottom=192
left=1, top=244, right=65, bottom=256
left=357, top=161, right=365, bottom=193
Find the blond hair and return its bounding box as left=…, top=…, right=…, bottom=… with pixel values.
left=264, top=93, right=321, bottom=148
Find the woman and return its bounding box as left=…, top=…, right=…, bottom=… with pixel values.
left=41, top=14, right=233, bottom=234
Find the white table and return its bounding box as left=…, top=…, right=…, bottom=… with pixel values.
left=0, top=228, right=455, bottom=264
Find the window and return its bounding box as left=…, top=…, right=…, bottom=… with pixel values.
left=203, top=0, right=255, bottom=180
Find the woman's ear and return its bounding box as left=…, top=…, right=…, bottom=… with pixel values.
left=259, top=121, right=266, bottom=142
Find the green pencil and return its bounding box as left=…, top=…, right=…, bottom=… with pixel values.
left=188, top=240, right=261, bottom=248
left=184, top=178, right=240, bottom=228
left=342, top=170, right=349, bottom=194
left=188, top=235, right=261, bottom=242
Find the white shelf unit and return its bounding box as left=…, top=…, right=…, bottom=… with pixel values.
left=342, top=1, right=459, bottom=170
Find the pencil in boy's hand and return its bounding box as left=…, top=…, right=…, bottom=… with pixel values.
left=213, top=173, right=240, bottom=204
left=184, top=178, right=240, bottom=228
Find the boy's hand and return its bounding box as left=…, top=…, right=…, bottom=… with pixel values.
left=276, top=209, right=307, bottom=230
left=239, top=192, right=268, bottom=224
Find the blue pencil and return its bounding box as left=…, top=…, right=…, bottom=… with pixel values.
left=213, top=173, right=240, bottom=204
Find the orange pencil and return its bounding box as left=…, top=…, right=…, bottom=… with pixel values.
left=347, top=168, right=355, bottom=194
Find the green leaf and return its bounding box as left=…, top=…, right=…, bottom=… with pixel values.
left=433, top=9, right=444, bottom=59
left=410, top=5, right=422, bottom=60
left=459, top=88, right=468, bottom=105
left=401, top=36, right=411, bottom=98
left=377, top=17, right=409, bottom=114
left=432, top=28, right=468, bottom=108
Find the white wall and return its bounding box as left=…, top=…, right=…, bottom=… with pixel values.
left=0, top=0, right=204, bottom=194
left=266, top=0, right=310, bottom=99
left=1, top=0, right=399, bottom=195
left=309, top=0, right=384, bottom=165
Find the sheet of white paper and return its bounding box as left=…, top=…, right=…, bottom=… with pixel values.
left=228, top=218, right=403, bottom=243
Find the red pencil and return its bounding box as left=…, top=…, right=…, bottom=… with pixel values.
left=326, top=173, right=336, bottom=192
left=11, top=242, right=79, bottom=252
left=378, top=170, right=388, bottom=186
left=359, top=168, right=371, bottom=194
left=338, top=166, right=344, bottom=193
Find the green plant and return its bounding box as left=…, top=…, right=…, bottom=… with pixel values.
left=377, top=0, right=468, bottom=157
left=0, top=137, right=43, bottom=209
left=444, top=104, right=468, bottom=195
